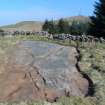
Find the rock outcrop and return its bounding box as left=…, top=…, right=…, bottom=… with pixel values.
left=0, top=41, right=89, bottom=102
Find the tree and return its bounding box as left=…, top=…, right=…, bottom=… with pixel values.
left=57, top=18, right=69, bottom=34
left=69, top=20, right=89, bottom=35
left=42, top=19, right=49, bottom=31
left=48, top=20, right=58, bottom=34
left=0, top=29, right=5, bottom=36
left=89, top=0, right=105, bottom=38
left=42, top=20, right=58, bottom=34
left=48, top=20, right=55, bottom=34
left=70, top=21, right=78, bottom=35
left=63, top=21, right=70, bottom=34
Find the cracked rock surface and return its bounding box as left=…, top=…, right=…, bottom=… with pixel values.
left=0, top=41, right=89, bottom=102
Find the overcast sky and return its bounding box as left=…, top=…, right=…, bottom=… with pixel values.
left=0, top=0, right=97, bottom=25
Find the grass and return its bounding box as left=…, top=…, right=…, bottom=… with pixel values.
left=0, top=35, right=105, bottom=105
left=0, top=97, right=96, bottom=105
left=78, top=42, right=105, bottom=105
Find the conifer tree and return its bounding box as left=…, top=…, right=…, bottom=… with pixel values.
left=89, top=0, right=105, bottom=38
left=58, top=18, right=69, bottom=34
left=42, top=19, right=49, bottom=31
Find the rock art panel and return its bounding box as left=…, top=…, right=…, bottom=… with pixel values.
left=0, top=41, right=89, bottom=102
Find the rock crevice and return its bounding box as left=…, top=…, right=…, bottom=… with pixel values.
left=75, top=46, right=94, bottom=96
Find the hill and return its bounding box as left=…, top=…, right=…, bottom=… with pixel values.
left=64, top=16, right=90, bottom=23
left=54, top=16, right=90, bottom=24
left=0, top=21, right=43, bottom=32
left=0, top=16, right=90, bottom=32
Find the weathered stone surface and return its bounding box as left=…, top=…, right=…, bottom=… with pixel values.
left=0, top=41, right=89, bottom=102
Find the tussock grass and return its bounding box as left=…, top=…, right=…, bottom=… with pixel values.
left=79, top=42, right=105, bottom=105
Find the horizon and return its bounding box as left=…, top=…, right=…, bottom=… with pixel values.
left=0, top=15, right=89, bottom=27
left=0, top=0, right=97, bottom=25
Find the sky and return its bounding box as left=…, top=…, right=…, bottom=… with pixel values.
left=0, top=0, right=97, bottom=25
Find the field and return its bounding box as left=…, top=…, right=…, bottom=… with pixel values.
left=0, top=35, right=105, bottom=105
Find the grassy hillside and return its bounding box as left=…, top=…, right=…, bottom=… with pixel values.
left=65, top=16, right=90, bottom=23
left=0, top=21, right=43, bottom=32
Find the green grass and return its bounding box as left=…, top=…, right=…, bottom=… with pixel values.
left=78, top=42, right=105, bottom=105
left=0, top=35, right=105, bottom=105
left=0, top=97, right=96, bottom=105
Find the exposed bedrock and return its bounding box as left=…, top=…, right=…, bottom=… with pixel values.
left=0, top=41, right=89, bottom=102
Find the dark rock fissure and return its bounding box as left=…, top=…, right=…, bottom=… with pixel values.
left=28, top=71, right=40, bottom=91
left=29, top=53, right=47, bottom=86
left=75, top=45, right=95, bottom=96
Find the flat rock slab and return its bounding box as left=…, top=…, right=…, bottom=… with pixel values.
left=0, top=41, right=89, bottom=102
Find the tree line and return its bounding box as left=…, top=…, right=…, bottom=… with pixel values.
left=43, top=0, right=105, bottom=38
left=42, top=18, right=89, bottom=35
left=0, top=0, right=104, bottom=38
